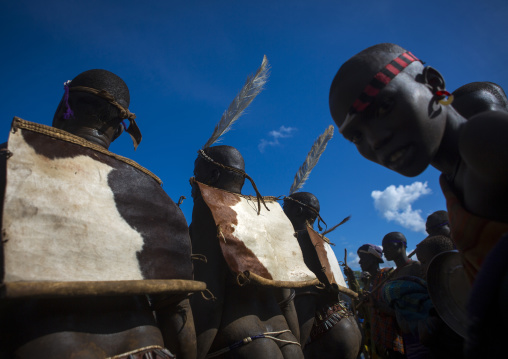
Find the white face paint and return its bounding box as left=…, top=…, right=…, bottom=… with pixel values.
left=3, top=128, right=145, bottom=282
left=229, top=197, right=317, bottom=283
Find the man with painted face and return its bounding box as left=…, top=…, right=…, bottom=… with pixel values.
left=329, top=43, right=508, bottom=284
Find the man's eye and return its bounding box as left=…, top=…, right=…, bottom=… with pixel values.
left=377, top=99, right=394, bottom=117
left=350, top=133, right=363, bottom=144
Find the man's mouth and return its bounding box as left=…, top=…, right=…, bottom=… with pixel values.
left=385, top=145, right=413, bottom=171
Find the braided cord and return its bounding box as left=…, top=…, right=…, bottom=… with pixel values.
left=198, top=150, right=269, bottom=214
left=69, top=86, right=136, bottom=121
left=205, top=329, right=299, bottom=358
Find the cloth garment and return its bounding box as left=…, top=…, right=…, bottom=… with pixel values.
left=440, top=175, right=508, bottom=283
left=371, top=268, right=405, bottom=355
left=382, top=276, right=434, bottom=337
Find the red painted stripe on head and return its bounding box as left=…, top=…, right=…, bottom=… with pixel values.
left=385, top=64, right=401, bottom=76
left=364, top=84, right=381, bottom=97
left=352, top=99, right=369, bottom=113
left=346, top=51, right=421, bottom=117
left=374, top=71, right=392, bottom=85
left=394, top=57, right=408, bottom=68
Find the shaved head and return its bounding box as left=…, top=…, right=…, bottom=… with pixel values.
left=329, top=43, right=424, bottom=130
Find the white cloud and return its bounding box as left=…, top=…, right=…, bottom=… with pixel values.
left=258, top=125, right=297, bottom=153
left=371, top=182, right=431, bottom=233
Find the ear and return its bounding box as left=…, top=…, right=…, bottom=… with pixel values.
left=112, top=123, right=125, bottom=142
left=422, top=66, right=446, bottom=92
left=208, top=168, right=220, bottom=185
left=296, top=206, right=304, bottom=216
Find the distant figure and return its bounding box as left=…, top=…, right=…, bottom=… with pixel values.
left=425, top=211, right=450, bottom=238
left=415, top=236, right=464, bottom=359
left=382, top=233, right=430, bottom=358
left=345, top=244, right=405, bottom=359
left=382, top=232, right=422, bottom=279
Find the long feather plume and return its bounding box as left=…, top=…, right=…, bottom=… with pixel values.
left=289, top=125, right=334, bottom=195
left=322, top=215, right=351, bottom=236
left=202, top=55, right=270, bottom=149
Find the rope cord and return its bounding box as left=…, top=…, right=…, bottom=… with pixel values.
left=281, top=195, right=327, bottom=231
left=69, top=86, right=136, bottom=121
left=277, top=289, right=296, bottom=308
left=197, top=149, right=269, bottom=214
left=205, top=329, right=299, bottom=358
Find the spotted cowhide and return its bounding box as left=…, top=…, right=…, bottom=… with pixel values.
left=1, top=118, right=202, bottom=296
left=306, top=225, right=347, bottom=289
left=195, top=181, right=317, bottom=287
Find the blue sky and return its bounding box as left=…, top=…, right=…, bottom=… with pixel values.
left=2, top=0, right=508, bottom=270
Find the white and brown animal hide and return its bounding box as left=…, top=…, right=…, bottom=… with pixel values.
left=306, top=225, right=347, bottom=289
left=195, top=181, right=318, bottom=287
left=1, top=118, right=204, bottom=297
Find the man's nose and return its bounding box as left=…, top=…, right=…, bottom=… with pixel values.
left=369, top=131, right=392, bottom=151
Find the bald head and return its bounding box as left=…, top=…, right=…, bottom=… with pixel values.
left=283, top=192, right=320, bottom=231
left=426, top=210, right=450, bottom=237
left=194, top=145, right=246, bottom=194
left=452, top=81, right=508, bottom=119
left=52, top=69, right=132, bottom=149
left=329, top=43, right=425, bottom=130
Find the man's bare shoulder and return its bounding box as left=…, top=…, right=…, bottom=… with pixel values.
left=459, top=110, right=508, bottom=183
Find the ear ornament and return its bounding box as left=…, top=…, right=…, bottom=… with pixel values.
left=63, top=80, right=74, bottom=120
left=436, top=90, right=454, bottom=106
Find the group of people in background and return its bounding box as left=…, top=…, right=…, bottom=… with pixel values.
left=345, top=211, right=463, bottom=359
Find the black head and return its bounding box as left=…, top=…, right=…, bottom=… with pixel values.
left=329, top=43, right=449, bottom=177
left=452, top=81, right=508, bottom=119
left=283, top=192, right=320, bottom=231
left=193, top=145, right=246, bottom=194
left=416, top=235, right=454, bottom=279
left=382, top=231, right=407, bottom=261
left=426, top=210, right=450, bottom=237
left=53, top=69, right=131, bottom=149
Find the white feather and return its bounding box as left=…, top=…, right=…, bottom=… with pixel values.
left=289, top=125, right=334, bottom=195
left=202, top=55, right=270, bottom=149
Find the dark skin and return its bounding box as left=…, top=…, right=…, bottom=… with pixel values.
left=381, top=232, right=421, bottom=279
left=330, top=45, right=508, bottom=223
left=53, top=93, right=123, bottom=150
left=425, top=211, right=451, bottom=238
left=284, top=193, right=362, bottom=359
left=0, top=75, right=197, bottom=358
left=190, top=146, right=303, bottom=359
